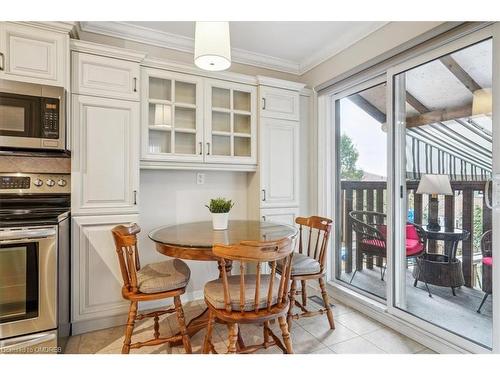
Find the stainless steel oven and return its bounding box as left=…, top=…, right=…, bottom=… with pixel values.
left=0, top=227, right=57, bottom=341
left=0, top=172, right=70, bottom=354
left=0, top=79, right=65, bottom=150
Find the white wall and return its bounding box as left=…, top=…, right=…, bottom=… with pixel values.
left=137, top=170, right=248, bottom=296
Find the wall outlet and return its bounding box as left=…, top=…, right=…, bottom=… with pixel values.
left=196, top=173, right=205, bottom=185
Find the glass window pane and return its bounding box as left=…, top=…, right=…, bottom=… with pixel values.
left=335, top=82, right=387, bottom=301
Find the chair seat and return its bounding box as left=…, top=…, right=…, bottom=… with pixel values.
left=276, top=252, right=321, bottom=276
left=483, top=257, right=493, bottom=266
left=136, top=259, right=190, bottom=294
left=360, top=238, right=423, bottom=257
left=204, top=274, right=280, bottom=311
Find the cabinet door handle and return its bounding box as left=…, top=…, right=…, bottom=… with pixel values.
left=133, top=190, right=137, bottom=205
left=262, top=97, right=266, bottom=110
left=0, top=52, right=4, bottom=71
left=262, top=215, right=266, bottom=221
left=199, top=141, right=203, bottom=155
left=262, top=189, right=266, bottom=201
left=206, top=142, right=210, bottom=155
left=133, top=77, right=137, bottom=92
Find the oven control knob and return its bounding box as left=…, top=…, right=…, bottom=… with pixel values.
left=33, top=178, right=43, bottom=187
left=46, top=179, right=55, bottom=187
left=57, top=179, right=67, bottom=187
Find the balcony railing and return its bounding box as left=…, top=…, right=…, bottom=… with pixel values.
left=340, top=180, right=491, bottom=287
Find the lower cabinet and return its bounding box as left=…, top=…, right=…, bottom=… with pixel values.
left=261, top=207, right=298, bottom=226
left=71, top=214, right=138, bottom=325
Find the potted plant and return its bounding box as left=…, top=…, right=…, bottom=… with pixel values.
left=205, top=197, right=234, bottom=230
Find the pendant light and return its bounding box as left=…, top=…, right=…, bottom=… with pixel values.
left=194, top=22, right=231, bottom=71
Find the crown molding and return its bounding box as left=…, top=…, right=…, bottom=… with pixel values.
left=70, top=40, right=147, bottom=62
left=14, top=21, right=77, bottom=34
left=79, top=21, right=301, bottom=75
left=297, top=22, right=390, bottom=74
left=256, top=76, right=305, bottom=91
left=79, top=21, right=388, bottom=76
left=142, top=57, right=258, bottom=85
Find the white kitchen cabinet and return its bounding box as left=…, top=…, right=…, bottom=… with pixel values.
left=141, top=68, right=204, bottom=162
left=261, top=207, right=299, bottom=226
left=72, top=52, right=140, bottom=101
left=71, top=214, right=138, bottom=325
left=204, top=79, right=257, bottom=165
left=259, top=86, right=300, bottom=121
left=260, top=118, right=299, bottom=208
left=71, top=94, right=140, bottom=215
left=0, top=22, right=69, bottom=86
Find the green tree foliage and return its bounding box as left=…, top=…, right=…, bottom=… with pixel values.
left=340, top=134, right=363, bottom=180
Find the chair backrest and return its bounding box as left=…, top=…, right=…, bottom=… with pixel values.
left=212, top=238, right=294, bottom=313
left=295, top=216, right=332, bottom=272
left=481, top=230, right=492, bottom=258
left=111, top=223, right=142, bottom=293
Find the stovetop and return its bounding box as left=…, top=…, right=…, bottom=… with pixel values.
left=0, top=173, right=70, bottom=228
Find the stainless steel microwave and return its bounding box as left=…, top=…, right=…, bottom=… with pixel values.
left=0, top=79, right=65, bottom=150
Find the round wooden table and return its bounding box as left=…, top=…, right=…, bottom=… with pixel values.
left=149, top=220, right=298, bottom=346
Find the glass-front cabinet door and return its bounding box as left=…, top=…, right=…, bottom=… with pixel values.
left=141, top=68, right=204, bottom=161
left=204, top=79, right=257, bottom=164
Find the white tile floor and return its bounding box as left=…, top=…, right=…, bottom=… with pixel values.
left=64, top=288, right=435, bottom=354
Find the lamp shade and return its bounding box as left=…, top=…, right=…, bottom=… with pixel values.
left=416, top=174, right=453, bottom=195
left=194, top=22, right=231, bottom=71
left=472, top=88, right=492, bottom=116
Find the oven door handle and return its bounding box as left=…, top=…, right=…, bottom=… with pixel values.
left=0, top=228, right=56, bottom=242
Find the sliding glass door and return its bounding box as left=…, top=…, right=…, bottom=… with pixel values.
left=390, top=34, right=495, bottom=349
left=330, top=24, right=499, bottom=352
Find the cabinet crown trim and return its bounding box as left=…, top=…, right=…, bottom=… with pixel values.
left=70, top=40, right=147, bottom=62
left=12, top=21, right=76, bottom=34
left=256, top=76, right=306, bottom=91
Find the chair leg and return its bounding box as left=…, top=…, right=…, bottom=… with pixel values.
left=477, top=293, right=489, bottom=314
left=122, top=301, right=137, bottom=354
left=287, top=279, right=297, bottom=329
left=227, top=323, right=239, bottom=354
left=301, top=280, right=307, bottom=306
left=174, top=295, right=192, bottom=354
left=202, top=309, right=215, bottom=354
left=278, top=316, right=294, bottom=354
left=319, top=277, right=335, bottom=330
left=263, top=321, right=270, bottom=344
left=349, top=269, right=358, bottom=284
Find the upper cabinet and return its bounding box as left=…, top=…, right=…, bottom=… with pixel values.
left=259, top=86, right=300, bottom=121
left=72, top=52, right=140, bottom=101
left=0, top=22, right=71, bottom=87
left=71, top=94, right=140, bottom=216
left=141, top=68, right=204, bottom=162
left=204, top=79, right=257, bottom=165
left=140, top=68, right=257, bottom=169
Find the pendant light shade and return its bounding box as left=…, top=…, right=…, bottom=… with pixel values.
left=472, top=88, right=492, bottom=116
left=194, top=22, right=231, bottom=71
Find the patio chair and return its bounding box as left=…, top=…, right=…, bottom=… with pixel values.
left=477, top=230, right=492, bottom=314
left=348, top=210, right=431, bottom=296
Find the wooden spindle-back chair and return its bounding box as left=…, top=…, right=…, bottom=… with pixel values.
left=284, top=216, right=335, bottom=330
left=111, top=223, right=192, bottom=354
left=202, top=238, right=295, bottom=354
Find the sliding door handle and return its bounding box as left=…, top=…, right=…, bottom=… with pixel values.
left=484, top=179, right=493, bottom=209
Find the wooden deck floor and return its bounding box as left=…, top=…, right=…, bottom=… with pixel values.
left=339, top=266, right=492, bottom=348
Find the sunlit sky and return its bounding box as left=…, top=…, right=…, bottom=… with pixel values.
left=340, top=99, right=387, bottom=178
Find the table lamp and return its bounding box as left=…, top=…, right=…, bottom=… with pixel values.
left=416, top=174, right=453, bottom=231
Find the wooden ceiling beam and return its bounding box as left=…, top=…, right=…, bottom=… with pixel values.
left=439, top=55, right=482, bottom=93
left=406, top=103, right=472, bottom=128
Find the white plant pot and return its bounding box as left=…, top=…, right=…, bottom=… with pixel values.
left=212, top=212, right=229, bottom=230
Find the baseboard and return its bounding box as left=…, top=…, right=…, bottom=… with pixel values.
left=71, top=289, right=205, bottom=336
